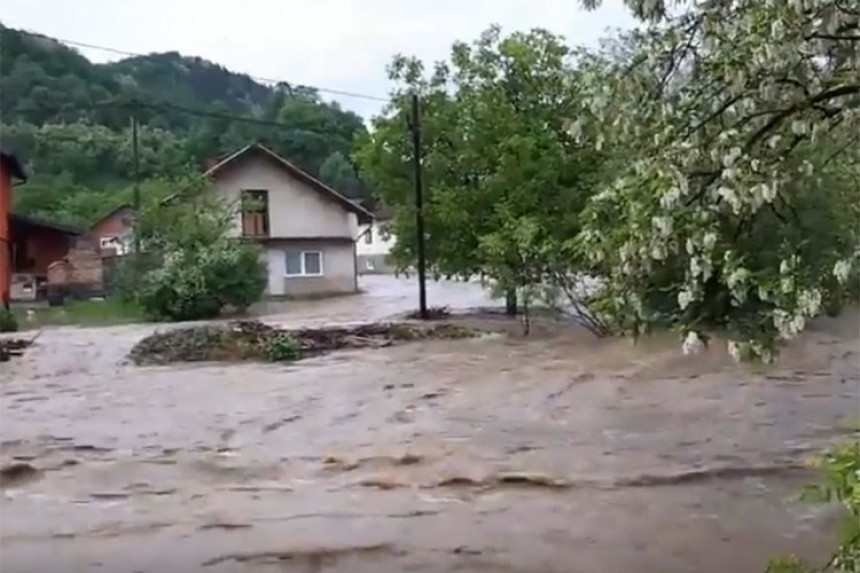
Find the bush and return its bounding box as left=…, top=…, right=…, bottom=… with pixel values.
left=136, top=240, right=267, bottom=322
left=767, top=440, right=860, bottom=572
left=0, top=306, right=18, bottom=332
left=263, top=333, right=301, bottom=361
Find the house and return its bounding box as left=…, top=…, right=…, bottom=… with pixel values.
left=356, top=206, right=396, bottom=274
left=204, top=143, right=374, bottom=297
left=1, top=147, right=97, bottom=302
left=8, top=214, right=84, bottom=301
left=1, top=148, right=28, bottom=306
left=89, top=204, right=134, bottom=257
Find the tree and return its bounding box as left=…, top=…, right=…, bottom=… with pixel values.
left=355, top=27, right=608, bottom=325
left=319, top=151, right=364, bottom=198
left=1, top=23, right=377, bottom=229
left=570, top=0, right=859, bottom=358
left=130, top=179, right=267, bottom=321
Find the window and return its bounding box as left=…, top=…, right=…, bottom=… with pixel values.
left=364, top=226, right=373, bottom=244
left=379, top=225, right=391, bottom=241
left=285, top=250, right=323, bottom=277
left=101, top=235, right=131, bottom=256
left=242, top=190, right=269, bottom=237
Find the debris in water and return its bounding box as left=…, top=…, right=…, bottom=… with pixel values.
left=0, top=462, right=41, bottom=488
left=200, top=543, right=398, bottom=567
left=0, top=337, right=32, bottom=362
left=199, top=522, right=253, bottom=531
left=405, top=306, right=451, bottom=320
left=358, top=476, right=408, bottom=490
left=129, top=319, right=484, bottom=365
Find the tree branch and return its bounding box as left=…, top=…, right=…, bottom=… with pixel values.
left=745, top=84, right=860, bottom=150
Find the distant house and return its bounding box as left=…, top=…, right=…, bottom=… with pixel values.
left=356, top=206, right=395, bottom=274
left=204, top=143, right=374, bottom=297
left=89, top=204, right=134, bottom=257
left=8, top=214, right=83, bottom=301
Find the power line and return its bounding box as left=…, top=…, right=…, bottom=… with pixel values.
left=49, top=35, right=390, bottom=103
left=8, top=95, right=333, bottom=133
left=136, top=99, right=302, bottom=129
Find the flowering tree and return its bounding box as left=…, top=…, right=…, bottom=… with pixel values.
left=572, top=0, right=859, bottom=358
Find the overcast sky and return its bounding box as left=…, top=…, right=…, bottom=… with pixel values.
left=3, top=0, right=636, bottom=118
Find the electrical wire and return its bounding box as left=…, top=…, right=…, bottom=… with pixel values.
left=10, top=95, right=339, bottom=132
left=48, top=35, right=390, bottom=103
left=136, top=99, right=300, bottom=129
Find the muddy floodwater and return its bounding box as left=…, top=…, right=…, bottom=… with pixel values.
left=1, top=276, right=858, bottom=572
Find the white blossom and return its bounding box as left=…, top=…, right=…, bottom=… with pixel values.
left=771, top=19, right=785, bottom=40
left=685, top=238, right=696, bottom=255
left=652, top=215, right=673, bottom=237
left=682, top=331, right=704, bottom=356
left=833, top=259, right=852, bottom=284
left=791, top=119, right=807, bottom=135
left=717, top=186, right=742, bottom=213
left=689, top=256, right=703, bottom=278
left=722, top=146, right=742, bottom=167
left=660, top=187, right=682, bottom=209
left=797, top=288, right=822, bottom=316
left=727, top=340, right=743, bottom=362
left=678, top=288, right=694, bottom=310
left=727, top=267, right=751, bottom=303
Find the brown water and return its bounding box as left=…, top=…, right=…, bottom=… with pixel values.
left=1, top=277, right=858, bottom=572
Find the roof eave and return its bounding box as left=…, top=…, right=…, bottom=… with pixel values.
left=207, top=144, right=376, bottom=221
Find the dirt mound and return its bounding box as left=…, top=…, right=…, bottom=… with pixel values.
left=129, top=320, right=482, bottom=365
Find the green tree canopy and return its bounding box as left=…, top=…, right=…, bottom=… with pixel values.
left=1, top=23, right=376, bottom=226
left=355, top=27, right=607, bottom=321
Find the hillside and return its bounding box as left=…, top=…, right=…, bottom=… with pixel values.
left=0, top=23, right=370, bottom=226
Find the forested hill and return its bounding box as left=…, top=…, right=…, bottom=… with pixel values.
left=0, top=23, right=371, bottom=226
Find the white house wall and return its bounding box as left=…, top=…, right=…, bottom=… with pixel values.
left=356, top=222, right=394, bottom=257
left=213, top=155, right=356, bottom=239
left=265, top=248, right=287, bottom=296
left=265, top=239, right=356, bottom=296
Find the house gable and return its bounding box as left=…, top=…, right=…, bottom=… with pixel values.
left=211, top=151, right=359, bottom=239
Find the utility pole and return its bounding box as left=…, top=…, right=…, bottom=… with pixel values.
left=410, top=93, right=428, bottom=319
left=131, top=101, right=141, bottom=257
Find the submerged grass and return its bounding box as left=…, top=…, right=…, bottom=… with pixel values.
left=13, top=298, right=144, bottom=329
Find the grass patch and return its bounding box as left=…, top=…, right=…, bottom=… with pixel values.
left=13, top=298, right=144, bottom=328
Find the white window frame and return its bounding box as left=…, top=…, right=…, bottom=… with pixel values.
left=285, top=250, right=324, bottom=277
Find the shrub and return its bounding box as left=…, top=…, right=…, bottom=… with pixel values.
left=767, top=440, right=860, bottom=572
left=263, top=333, right=301, bottom=361
left=136, top=240, right=267, bottom=322
left=0, top=306, right=18, bottom=333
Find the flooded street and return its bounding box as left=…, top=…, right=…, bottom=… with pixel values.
left=2, top=276, right=858, bottom=572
